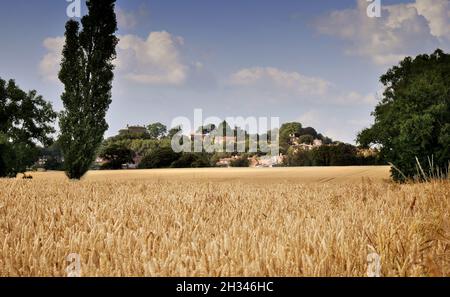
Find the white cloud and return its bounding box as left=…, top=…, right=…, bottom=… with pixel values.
left=415, top=0, right=450, bottom=39
left=229, top=67, right=331, bottom=96
left=116, top=5, right=149, bottom=30
left=315, top=0, right=450, bottom=66
left=116, top=7, right=138, bottom=30
left=229, top=66, right=379, bottom=106
left=40, top=31, right=189, bottom=86
left=298, top=110, right=321, bottom=127
left=117, top=31, right=188, bottom=85
left=39, top=37, right=65, bottom=82
left=334, top=91, right=378, bottom=105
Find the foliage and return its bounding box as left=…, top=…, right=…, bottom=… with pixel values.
left=171, top=153, right=211, bottom=168
left=167, top=126, right=183, bottom=140
left=285, top=143, right=381, bottom=167
left=230, top=156, right=250, bottom=167
left=285, top=147, right=314, bottom=166
left=279, top=122, right=302, bottom=152
left=0, top=78, right=56, bottom=177
left=300, top=127, right=318, bottom=138
left=313, top=143, right=358, bottom=166
left=99, top=142, right=134, bottom=170
left=59, top=0, right=118, bottom=179
left=357, top=49, right=450, bottom=181
left=39, top=141, right=65, bottom=171
left=298, top=134, right=314, bottom=145
left=138, top=146, right=181, bottom=169
left=147, top=122, right=167, bottom=139
left=210, top=152, right=232, bottom=167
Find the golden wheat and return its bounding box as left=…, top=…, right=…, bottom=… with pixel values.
left=0, top=166, right=448, bottom=276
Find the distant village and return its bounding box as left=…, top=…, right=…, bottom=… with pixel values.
left=36, top=122, right=381, bottom=171
left=96, top=123, right=378, bottom=169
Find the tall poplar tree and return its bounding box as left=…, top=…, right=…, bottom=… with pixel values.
left=59, top=0, right=118, bottom=179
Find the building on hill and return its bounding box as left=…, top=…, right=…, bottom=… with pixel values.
left=254, top=154, right=284, bottom=168
left=119, top=125, right=148, bottom=135
left=190, top=131, right=238, bottom=145
left=216, top=156, right=240, bottom=167
left=290, top=137, right=323, bottom=151
left=357, top=148, right=379, bottom=158
left=313, top=139, right=323, bottom=146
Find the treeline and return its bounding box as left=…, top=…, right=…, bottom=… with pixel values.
left=284, top=143, right=383, bottom=167
left=32, top=119, right=383, bottom=170
left=96, top=122, right=265, bottom=169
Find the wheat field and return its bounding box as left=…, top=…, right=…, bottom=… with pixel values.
left=0, top=166, right=449, bottom=276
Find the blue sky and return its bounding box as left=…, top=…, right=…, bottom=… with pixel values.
left=1, top=0, right=449, bottom=143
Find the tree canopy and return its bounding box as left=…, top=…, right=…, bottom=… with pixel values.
left=99, top=142, right=134, bottom=170
left=0, top=78, right=56, bottom=177
left=147, top=122, right=167, bottom=139
left=357, top=49, right=450, bottom=181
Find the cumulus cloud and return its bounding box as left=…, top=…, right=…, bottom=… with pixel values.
left=117, top=31, right=188, bottom=85
left=415, top=0, right=450, bottom=39
left=334, top=91, right=378, bottom=105
left=229, top=67, right=331, bottom=96
left=315, top=0, right=450, bottom=66
left=116, top=5, right=149, bottom=30
left=298, top=110, right=321, bottom=127
left=40, top=31, right=189, bottom=86
left=39, top=37, right=65, bottom=82
left=229, top=66, right=379, bottom=106
left=116, top=7, right=138, bottom=30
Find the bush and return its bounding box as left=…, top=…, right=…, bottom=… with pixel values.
left=312, top=143, right=358, bottom=166
left=285, top=148, right=314, bottom=166
left=44, top=156, right=64, bottom=171
left=99, top=143, right=134, bottom=170
left=138, top=146, right=181, bottom=169
left=298, top=135, right=314, bottom=145
left=230, top=157, right=250, bottom=167
left=171, top=153, right=211, bottom=168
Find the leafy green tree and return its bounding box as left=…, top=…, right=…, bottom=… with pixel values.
left=0, top=78, right=57, bottom=177
left=99, top=142, right=134, bottom=170
left=171, top=153, right=211, bottom=168
left=59, top=0, right=118, bottom=179
left=328, top=143, right=358, bottom=166
left=38, top=141, right=65, bottom=171
left=279, top=122, right=302, bottom=152
left=318, top=133, right=333, bottom=145
left=147, top=122, right=167, bottom=139
left=284, top=147, right=314, bottom=167
left=138, top=146, right=181, bottom=169
left=312, top=143, right=358, bottom=166
left=129, top=139, right=159, bottom=156
left=298, top=134, right=314, bottom=145
left=299, top=127, right=318, bottom=138
left=357, top=49, right=450, bottom=181
left=167, top=126, right=183, bottom=140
